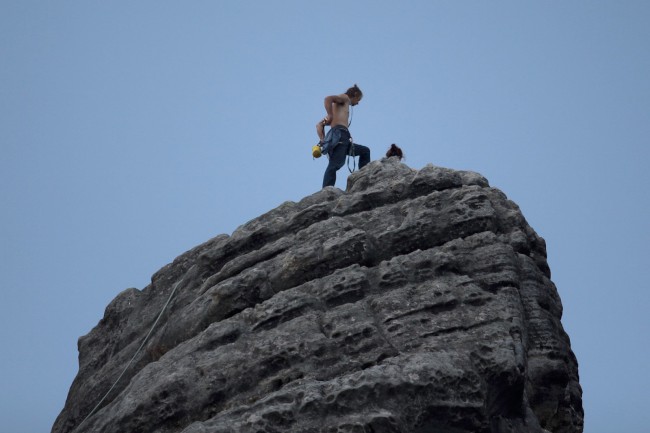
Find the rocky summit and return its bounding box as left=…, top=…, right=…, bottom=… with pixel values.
left=53, top=158, right=583, bottom=433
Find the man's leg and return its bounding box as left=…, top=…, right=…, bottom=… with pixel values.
left=352, top=143, right=371, bottom=169
left=322, top=142, right=350, bottom=188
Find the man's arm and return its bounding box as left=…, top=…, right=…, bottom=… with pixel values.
left=316, top=117, right=329, bottom=142
left=323, top=94, right=350, bottom=121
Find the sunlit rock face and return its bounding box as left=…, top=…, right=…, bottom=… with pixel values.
left=53, top=158, right=583, bottom=433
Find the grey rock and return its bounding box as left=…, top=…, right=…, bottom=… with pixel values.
left=52, top=158, right=583, bottom=433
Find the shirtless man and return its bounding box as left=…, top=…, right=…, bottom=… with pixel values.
left=316, top=84, right=371, bottom=188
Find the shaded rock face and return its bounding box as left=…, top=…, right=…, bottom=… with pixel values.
left=53, top=159, right=583, bottom=433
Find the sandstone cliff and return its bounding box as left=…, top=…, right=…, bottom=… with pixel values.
left=53, top=159, right=583, bottom=433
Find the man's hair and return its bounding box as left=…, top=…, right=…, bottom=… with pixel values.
left=345, top=84, right=363, bottom=99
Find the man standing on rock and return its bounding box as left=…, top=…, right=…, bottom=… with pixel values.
left=316, top=84, right=371, bottom=188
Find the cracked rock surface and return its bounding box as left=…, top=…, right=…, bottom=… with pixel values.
left=53, top=158, right=583, bottom=433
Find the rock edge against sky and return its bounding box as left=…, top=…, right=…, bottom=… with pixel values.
left=53, top=158, right=583, bottom=433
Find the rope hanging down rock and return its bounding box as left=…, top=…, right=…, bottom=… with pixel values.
left=72, top=274, right=187, bottom=432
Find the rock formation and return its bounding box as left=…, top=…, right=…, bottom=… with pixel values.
left=52, top=158, right=583, bottom=433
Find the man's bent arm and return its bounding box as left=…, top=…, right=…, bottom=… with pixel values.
left=316, top=121, right=325, bottom=142
left=316, top=115, right=330, bottom=142
left=323, top=95, right=349, bottom=120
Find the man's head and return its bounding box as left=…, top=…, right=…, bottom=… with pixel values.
left=345, top=84, right=363, bottom=106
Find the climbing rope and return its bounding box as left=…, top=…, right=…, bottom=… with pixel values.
left=346, top=105, right=356, bottom=172
left=347, top=139, right=357, bottom=173
left=348, top=104, right=353, bottom=128
left=72, top=277, right=184, bottom=432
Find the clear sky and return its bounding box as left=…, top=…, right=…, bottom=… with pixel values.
left=1, top=2, right=648, bottom=432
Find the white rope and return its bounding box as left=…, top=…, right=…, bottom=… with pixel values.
left=348, top=104, right=353, bottom=128
left=72, top=278, right=183, bottom=432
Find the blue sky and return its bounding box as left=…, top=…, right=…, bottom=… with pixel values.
left=1, top=2, right=648, bottom=432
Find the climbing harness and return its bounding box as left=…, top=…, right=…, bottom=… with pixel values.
left=71, top=276, right=186, bottom=432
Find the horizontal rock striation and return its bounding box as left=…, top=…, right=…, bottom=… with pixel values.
left=53, top=158, right=583, bottom=433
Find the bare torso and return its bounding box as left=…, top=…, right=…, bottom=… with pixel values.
left=316, top=93, right=355, bottom=142
left=329, top=94, right=351, bottom=128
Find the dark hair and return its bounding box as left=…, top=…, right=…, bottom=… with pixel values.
left=345, top=84, right=363, bottom=99
left=386, top=143, right=404, bottom=160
